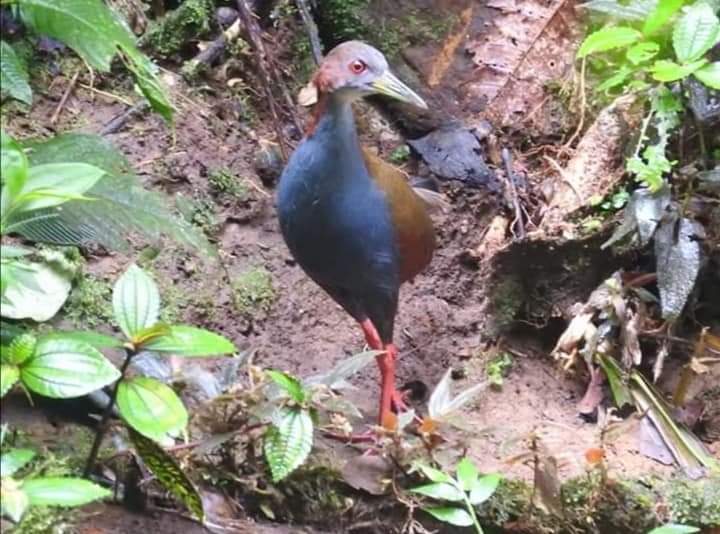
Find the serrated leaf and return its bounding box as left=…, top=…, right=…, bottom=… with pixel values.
left=0, top=364, right=19, bottom=397
left=117, top=377, right=187, bottom=444
left=266, top=370, right=306, bottom=403
left=5, top=333, right=37, bottom=364
left=1, top=478, right=29, bottom=522
left=643, top=0, right=683, bottom=36
left=456, top=458, right=479, bottom=492
left=414, top=463, right=452, bottom=483
left=654, top=217, right=702, bottom=320
left=577, top=26, right=642, bottom=58
left=14, top=163, right=105, bottom=212
left=20, top=337, right=120, bottom=398
left=22, top=477, right=110, bottom=507
left=694, top=61, right=720, bottom=89
left=129, top=429, right=204, bottom=519
left=0, top=41, right=32, bottom=105
left=142, top=325, right=236, bottom=356
left=264, top=407, right=313, bottom=482
left=112, top=264, right=160, bottom=340
left=411, top=482, right=464, bottom=502
left=648, top=525, right=700, bottom=534
left=673, top=2, right=720, bottom=63
left=422, top=506, right=473, bottom=527
left=626, top=41, right=659, bottom=64
left=469, top=474, right=501, bottom=505
left=1, top=448, right=35, bottom=477
left=651, top=58, right=707, bottom=82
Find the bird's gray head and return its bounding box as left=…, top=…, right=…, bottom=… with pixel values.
left=298, top=41, right=427, bottom=109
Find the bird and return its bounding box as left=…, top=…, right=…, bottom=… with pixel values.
left=277, top=41, right=436, bottom=431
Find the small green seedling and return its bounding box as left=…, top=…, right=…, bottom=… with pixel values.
left=411, top=458, right=501, bottom=533
left=486, top=352, right=513, bottom=388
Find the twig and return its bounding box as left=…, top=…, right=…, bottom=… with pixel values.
left=544, top=154, right=583, bottom=204
left=563, top=56, right=587, bottom=150
left=501, top=148, right=526, bottom=239
left=84, top=347, right=136, bottom=477
left=79, top=84, right=134, bottom=106
left=295, top=0, right=323, bottom=65
left=236, top=0, right=291, bottom=159
left=50, top=69, right=80, bottom=124
left=100, top=102, right=149, bottom=135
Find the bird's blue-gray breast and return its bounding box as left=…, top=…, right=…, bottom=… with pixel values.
left=277, top=102, right=400, bottom=341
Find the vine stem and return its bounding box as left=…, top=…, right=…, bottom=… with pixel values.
left=463, top=493, right=484, bottom=534
left=84, top=347, right=135, bottom=478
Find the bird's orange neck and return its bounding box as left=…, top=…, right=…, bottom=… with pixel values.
left=304, top=93, right=329, bottom=137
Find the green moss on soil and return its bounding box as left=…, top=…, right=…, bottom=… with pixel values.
left=208, top=168, right=247, bottom=199
left=63, top=273, right=113, bottom=329
left=141, top=0, right=214, bottom=58
left=232, top=267, right=275, bottom=316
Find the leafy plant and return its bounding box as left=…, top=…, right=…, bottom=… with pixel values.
left=410, top=458, right=501, bottom=532
left=648, top=524, right=701, bottom=534
left=0, top=428, right=109, bottom=523
left=1, top=0, right=173, bottom=119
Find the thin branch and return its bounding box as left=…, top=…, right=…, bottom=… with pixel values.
left=501, top=148, right=526, bottom=239
left=295, top=0, right=323, bottom=65
left=50, top=69, right=80, bottom=124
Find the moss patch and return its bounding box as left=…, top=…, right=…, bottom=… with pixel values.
left=63, top=273, right=113, bottom=329
left=141, top=0, right=214, bottom=58
left=232, top=267, right=275, bottom=316
left=208, top=168, right=247, bottom=199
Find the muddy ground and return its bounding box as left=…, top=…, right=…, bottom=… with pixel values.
left=3, top=1, right=719, bottom=532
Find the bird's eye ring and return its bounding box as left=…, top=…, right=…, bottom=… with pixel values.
left=349, top=60, right=367, bottom=74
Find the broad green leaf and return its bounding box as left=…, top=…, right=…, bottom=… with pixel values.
left=422, top=506, right=473, bottom=527
left=142, top=325, right=236, bottom=356
left=1, top=478, right=29, bottom=522
left=15, top=163, right=104, bottom=212
left=651, top=58, right=707, bottom=81
left=469, top=474, right=501, bottom=505
left=4, top=333, right=36, bottom=364
left=264, top=407, right=313, bottom=482
left=414, top=463, right=452, bottom=483
left=580, top=0, right=657, bottom=20
left=577, top=26, right=642, bottom=58
left=1, top=130, right=29, bottom=214
left=0, top=245, right=32, bottom=258
left=1, top=260, right=73, bottom=322
left=626, top=41, right=660, bottom=64
left=20, top=338, right=119, bottom=398
left=121, top=46, right=174, bottom=122
left=597, top=66, right=634, bottom=92
left=0, top=364, right=19, bottom=397
left=22, top=477, right=110, bottom=506
left=41, top=330, right=124, bottom=349
left=694, top=61, right=720, bottom=89
left=643, top=0, right=684, bottom=36
left=266, top=370, right=306, bottom=403
left=673, top=2, right=720, bottom=63
left=456, top=458, right=479, bottom=492
left=0, top=448, right=35, bottom=477
left=648, top=525, right=701, bottom=534
left=410, top=482, right=464, bottom=502
left=18, top=0, right=135, bottom=71
left=0, top=41, right=32, bottom=105
left=129, top=429, right=203, bottom=520
left=117, top=376, right=187, bottom=444
left=112, top=264, right=160, bottom=340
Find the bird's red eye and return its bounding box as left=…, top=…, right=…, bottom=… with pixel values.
left=349, top=60, right=366, bottom=74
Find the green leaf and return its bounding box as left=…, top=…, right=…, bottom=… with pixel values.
left=4, top=333, right=37, bottom=364
left=41, top=330, right=124, bottom=349
left=112, top=264, right=160, bottom=340
left=648, top=525, right=701, bottom=534
left=580, top=0, right=657, bottom=21
left=15, top=163, right=105, bottom=212
left=597, top=66, right=634, bottom=92
left=142, top=325, right=236, bottom=356
left=410, top=482, right=464, bottom=502
left=414, top=463, right=452, bottom=483
left=0, top=41, right=32, bottom=105
left=643, top=0, right=684, bottom=36
left=1, top=130, right=29, bottom=215
left=266, top=370, right=306, bottom=403
left=422, top=506, right=473, bottom=527
left=469, top=474, right=501, bottom=505
left=0, top=246, right=32, bottom=258
left=18, top=0, right=134, bottom=71
left=456, top=458, right=479, bottom=492
left=117, top=376, right=187, bottom=444
left=130, top=323, right=171, bottom=346
left=129, top=429, right=204, bottom=520
left=577, top=26, right=642, bottom=58
left=1, top=448, right=35, bottom=477
left=1, top=260, right=74, bottom=322
left=264, top=407, right=313, bottom=482
left=1, top=478, right=29, bottom=522
left=597, top=353, right=632, bottom=408
left=694, top=61, right=720, bottom=89
left=673, top=2, right=720, bottom=63
left=626, top=41, right=660, bottom=64
left=121, top=47, right=174, bottom=122
left=651, top=58, right=707, bottom=81
left=428, top=369, right=486, bottom=422
left=20, top=337, right=120, bottom=398
left=22, top=477, right=110, bottom=507
left=0, top=364, right=19, bottom=397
